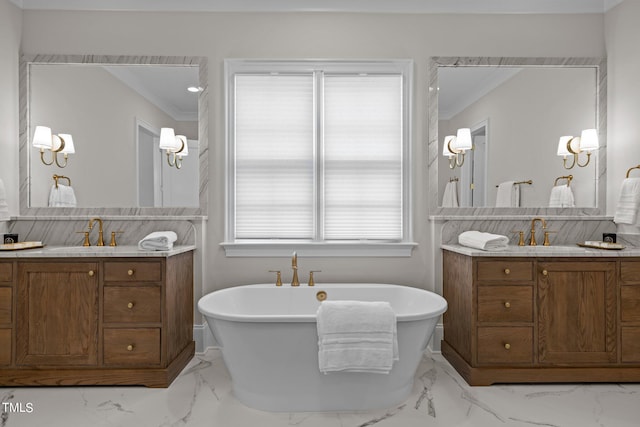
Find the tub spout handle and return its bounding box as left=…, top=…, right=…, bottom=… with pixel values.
left=308, top=270, right=321, bottom=287
left=268, top=270, right=283, bottom=287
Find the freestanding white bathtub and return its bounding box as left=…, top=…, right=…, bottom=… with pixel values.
left=197, top=283, right=447, bottom=412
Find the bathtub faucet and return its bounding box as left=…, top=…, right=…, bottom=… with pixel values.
left=291, top=252, right=300, bottom=287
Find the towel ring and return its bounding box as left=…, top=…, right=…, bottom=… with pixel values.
left=554, top=175, right=573, bottom=186
left=626, top=165, right=640, bottom=178
left=53, top=174, right=71, bottom=188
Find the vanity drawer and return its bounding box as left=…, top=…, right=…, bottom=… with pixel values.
left=478, top=286, right=533, bottom=323
left=477, top=327, right=533, bottom=365
left=621, top=262, right=640, bottom=284
left=0, top=287, right=12, bottom=324
left=477, top=261, right=533, bottom=283
left=0, top=263, right=12, bottom=283
left=621, top=286, right=640, bottom=322
left=0, top=329, right=10, bottom=365
left=621, top=327, right=640, bottom=363
left=104, top=287, right=161, bottom=324
left=104, top=261, right=162, bottom=283
left=103, top=328, right=160, bottom=366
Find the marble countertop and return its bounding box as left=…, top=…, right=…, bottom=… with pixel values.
left=442, top=243, right=640, bottom=257
left=0, top=244, right=196, bottom=258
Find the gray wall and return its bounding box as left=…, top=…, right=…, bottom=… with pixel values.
left=0, top=0, right=21, bottom=216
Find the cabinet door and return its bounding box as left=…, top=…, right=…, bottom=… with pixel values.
left=538, top=261, right=616, bottom=364
left=16, top=262, right=99, bottom=366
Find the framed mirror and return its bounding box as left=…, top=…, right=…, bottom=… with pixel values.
left=19, top=54, right=208, bottom=216
left=429, top=56, right=606, bottom=216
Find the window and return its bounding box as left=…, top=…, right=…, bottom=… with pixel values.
left=224, top=60, right=414, bottom=256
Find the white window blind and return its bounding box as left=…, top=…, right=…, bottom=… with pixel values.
left=323, top=75, right=403, bottom=240
left=229, top=61, right=409, bottom=244
left=234, top=74, right=315, bottom=239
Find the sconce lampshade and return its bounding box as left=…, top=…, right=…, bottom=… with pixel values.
left=58, top=134, right=75, bottom=154
left=454, top=128, right=473, bottom=151
left=580, top=129, right=599, bottom=152
left=159, top=127, right=179, bottom=151
left=176, top=135, right=189, bottom=157
left=442, top=135, right=456, bottom=156
left=557, top=136, right=573, bottom=156
left=32, top=126, right=53, bottom=149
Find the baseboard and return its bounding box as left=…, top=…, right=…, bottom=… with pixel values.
left=427, top=323, right=444, bottom=353
left=193, top=323, right=217, bottom=353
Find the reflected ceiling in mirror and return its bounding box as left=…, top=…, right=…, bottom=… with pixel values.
left=429, top=57, right=606, bottom=216
left=19, top=54, right=208, bottom=216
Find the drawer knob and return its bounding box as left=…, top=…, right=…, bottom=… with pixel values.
left=127, top=302, right=134, bottom=309
left=504, top=343, right=511, bottom=350
left=127, top=269, right=134, bottom=276
left=504, top=302, right=511, bottom=308
left=542, top=269, right=548, bottom=276
left=127, top=344, right=134, bottom=351
left=88, top=270, right=95, bottom=277
left=504, top=268, right=511, bottom=275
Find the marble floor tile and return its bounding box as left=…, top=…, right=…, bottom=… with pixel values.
left=2, top=349, right=640, bottom=427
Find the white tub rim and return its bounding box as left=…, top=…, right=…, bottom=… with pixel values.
left=198, top=282, right=447, bottom=323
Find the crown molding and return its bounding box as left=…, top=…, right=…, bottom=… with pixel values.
left=9, top=0, right=622, bottom=14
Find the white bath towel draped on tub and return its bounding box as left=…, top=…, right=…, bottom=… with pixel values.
left=316, top=300, right=398, bottom=374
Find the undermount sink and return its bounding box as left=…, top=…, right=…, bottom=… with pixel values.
left=510, top=245, right=577, bottom=250
left=503, top=245, right=597, bottom=255
left=46, top=246, right=116, bottom=251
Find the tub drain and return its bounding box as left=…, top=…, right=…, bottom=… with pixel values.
left=316, top=291, right=327, bottom=301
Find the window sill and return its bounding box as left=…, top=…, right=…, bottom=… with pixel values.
left=220, top=241, right=418, bottom=257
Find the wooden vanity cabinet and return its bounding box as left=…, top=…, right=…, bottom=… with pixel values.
left=620, top=260, right=640, bottom=363
left=103, top=260, right=163, bottom=367
left=17, top=261, right=99, bottom=366
left=0, top=251, right=194, bottom=387
left=538, top=261, right=617, bottom=365
left=0, top=261, right=13, bottom=366
left=442, top=250, right=640, bottom=385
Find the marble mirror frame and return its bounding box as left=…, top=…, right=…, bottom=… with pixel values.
left=19, top=54, right=209, bottom=217
left=428, top=56, right=607, bottom=217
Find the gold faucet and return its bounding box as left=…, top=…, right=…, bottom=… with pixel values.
left=291, top=252, right=300, bottom=287
left=268, top=270, right=283, bottom=287
left=75, top=231, right=91, bottom=246
left=308, top=270, right=321, bottom=287
left=109, top=230, right=124, bottom=247
left=529, top=217, right=547, bottom=246
left=88, top=217, right=105, bottom=246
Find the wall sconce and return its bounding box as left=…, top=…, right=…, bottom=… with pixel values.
left=32, top=126, right=75, bottom=168
left=159, top=127, right=188, bottom=169
left=443, top=128, right=473, bottom=169
left=557, top=128, right=599, bottom=169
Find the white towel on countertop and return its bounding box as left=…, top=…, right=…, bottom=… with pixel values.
left=442, top=181, right=459, bottom=208
left=458, top=230, right=509, bottom=251
left=317, top=300, right=398, bottom=374
left=48, top=184, right=77, bottom=207
left=549, top=184, right=575, bottom=208
left=496, top=181, right=520, bottom=207
left=138, top=231, right=178, bottom=251
left=614, top=178, right=640, bottom=225
left=0, top=179, right=9, bottom=220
